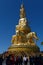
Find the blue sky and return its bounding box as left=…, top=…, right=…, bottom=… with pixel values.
left=0, top=0, right=43, bottom=53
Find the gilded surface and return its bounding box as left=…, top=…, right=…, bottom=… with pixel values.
left=20, top=4, right=25, bottom=18
left=11, top=4, right=38, bottom=45
left=8, top=4, right=40, bottom=54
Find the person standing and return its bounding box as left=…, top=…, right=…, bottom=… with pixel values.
left=0, top=55, right=3, bottom=65
left=23, top=55, right=28, bottom=65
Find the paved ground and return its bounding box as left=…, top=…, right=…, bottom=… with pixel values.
left=2, top=58, right=30, bottom=65
left=2, top=60, right=30, bottom=65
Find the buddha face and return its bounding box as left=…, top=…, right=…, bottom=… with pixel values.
left=19, top=18, right=27, bottom=26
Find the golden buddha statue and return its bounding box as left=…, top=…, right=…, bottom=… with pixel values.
left=8, top=4, right=40, bottom=55
left=11, top=4, right=38, bottom=45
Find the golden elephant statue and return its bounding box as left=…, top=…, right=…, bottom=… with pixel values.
left=26, top=32, right=38, bottom=43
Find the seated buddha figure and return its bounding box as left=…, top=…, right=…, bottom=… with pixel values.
left=11, top=30, right=27, bottom=45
